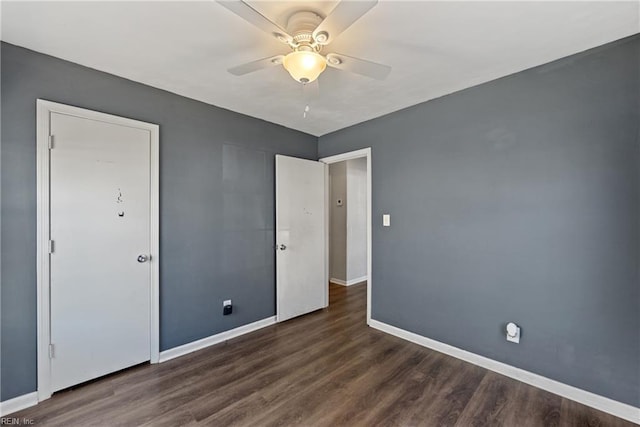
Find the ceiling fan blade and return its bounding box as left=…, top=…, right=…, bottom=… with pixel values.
left=217, top=0, right=293, bottom=44
left=325, top=53, right=391, bottom=80
left=228, top=55, right=284, bottom=76
left=312, top=0, right=378, bottom=45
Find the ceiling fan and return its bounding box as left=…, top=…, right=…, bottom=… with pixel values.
left=217, top=0, right=391, bottom=84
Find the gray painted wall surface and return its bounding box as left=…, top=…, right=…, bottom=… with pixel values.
left=319, top=36, right=640, bottom=406
left=329, top=159, right=368, bottom=283
left=346, top=158, right=367, bottom=281
left=329, top=162, right=347, bottom=281
left=0, top=42, right=316, bottom=401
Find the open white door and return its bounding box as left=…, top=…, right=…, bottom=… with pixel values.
left=275, top=155, right=327, bottom=322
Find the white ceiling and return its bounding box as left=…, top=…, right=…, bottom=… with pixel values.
left=2, top=1, right=638, bottom=136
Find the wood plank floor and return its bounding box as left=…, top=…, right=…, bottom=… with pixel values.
left=14, top=283, right=635, bottom=426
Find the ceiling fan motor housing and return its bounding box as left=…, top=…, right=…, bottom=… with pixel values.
left=287, top=11, right=323, bottom=47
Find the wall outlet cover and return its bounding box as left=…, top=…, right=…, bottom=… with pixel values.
left=506, top=322, right=520, bottom=343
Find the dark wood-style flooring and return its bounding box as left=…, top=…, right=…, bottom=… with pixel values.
left=14, top=283, right=635, bottom=426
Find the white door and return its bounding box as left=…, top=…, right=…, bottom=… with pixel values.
left=275, top=155, right=327, bottom=322
left=49, top=112, right=152, bottom=392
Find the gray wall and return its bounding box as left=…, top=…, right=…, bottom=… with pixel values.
left=329, top=159, right=368, bottom=284
left=319, top=36, right=640, bottom=406
left=0, top=42, right=316, bottom=401
left=329, top=162, right=347, bottom=282
left=346, top=158, right=367, bottom=282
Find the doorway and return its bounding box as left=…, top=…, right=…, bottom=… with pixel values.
left=320, top=148, right=372, bottom=324
left=36, top=100, right=160, bottom=401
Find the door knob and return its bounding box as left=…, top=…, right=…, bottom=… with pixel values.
left=137, top=254, right=149, bottom=263
left=278, top=244, right=287, bottom=251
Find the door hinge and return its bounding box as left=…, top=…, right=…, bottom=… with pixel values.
left=48, top=240, right=54, bottom=254
left=48, top=135, right=54, bottom=149
left=49, top=344, right=55, bottom=359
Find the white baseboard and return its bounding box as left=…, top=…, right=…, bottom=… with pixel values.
left=369, top=319, right=640, bottom=424
left=330, top=276, right=367, bottom=286
left=0, top=392, right=38, bottom=416
left=159, top=316, right=276, bottom=363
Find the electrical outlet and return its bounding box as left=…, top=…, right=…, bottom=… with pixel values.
left=506, top=322, right=520, bottom=343
left=223, top=299, right=232, bottom=316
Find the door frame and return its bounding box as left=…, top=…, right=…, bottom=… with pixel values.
left=319, top=148, right=372, bottom=324
left=35, top=99, right=160, bottom=401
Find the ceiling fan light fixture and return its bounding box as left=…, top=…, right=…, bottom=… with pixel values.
left=283, top=50, right=327, bottom=83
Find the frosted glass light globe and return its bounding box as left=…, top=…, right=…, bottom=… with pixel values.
left=283, top=51, right=327, bottom=83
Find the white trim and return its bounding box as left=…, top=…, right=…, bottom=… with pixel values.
left=159, top=316, right=276, bottom=363
left=36, top=100, right=51, bottom=401
left=320, top=148, right=371, bottom=164
left=36, top=100, right=160, bottom=402
left=149, top=115, right=160, bottom=365
left=319, top=148, right=372, bottom=325
left=330, top=276, right=368, bottom=286
left=323, top=163, right=330, bottom=309
left=0, top=392, right=38, bottom=417
left=369, top=319, right=640, bottom=424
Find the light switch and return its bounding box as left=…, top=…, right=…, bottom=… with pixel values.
left=383, top=214, right=390, bottom=227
